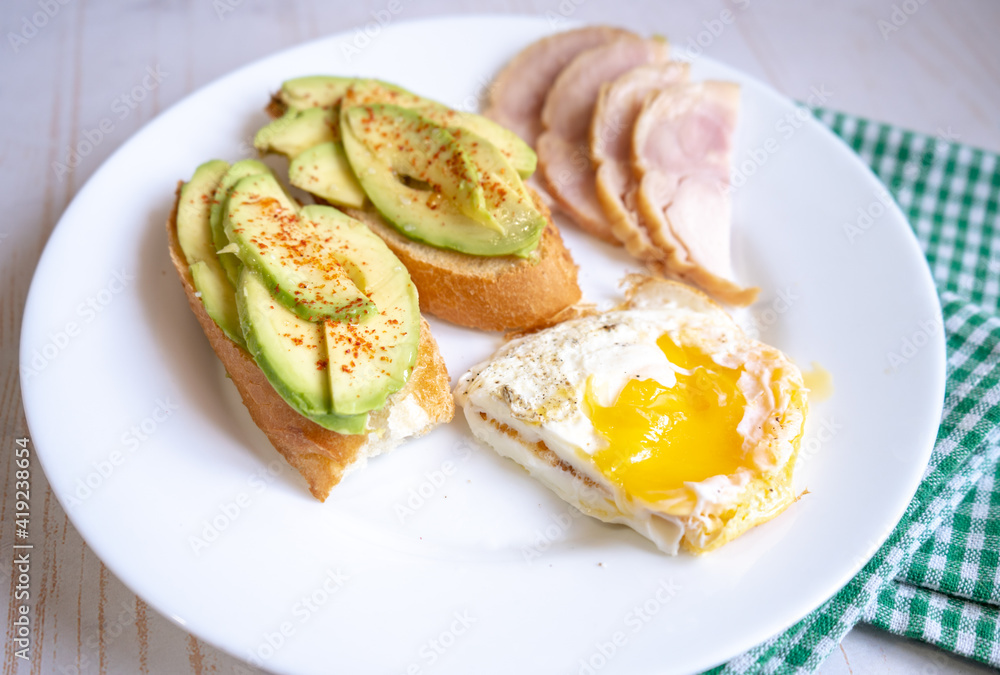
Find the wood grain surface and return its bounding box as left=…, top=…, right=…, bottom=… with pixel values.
left=2, top=1, right=998, bottom=673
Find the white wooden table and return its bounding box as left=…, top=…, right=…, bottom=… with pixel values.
left=3, top=1, right=998, bottom=673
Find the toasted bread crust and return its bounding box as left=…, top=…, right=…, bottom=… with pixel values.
left=167, top=183, right=453, bottom=501
left=343, top=190, right=581, bottom=332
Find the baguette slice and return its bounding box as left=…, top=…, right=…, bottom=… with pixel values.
left=342, top=189, right=581, bottom=332
left=167, top=184, right=454, bottom=501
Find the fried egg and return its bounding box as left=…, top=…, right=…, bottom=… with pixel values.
left=454, top=276, right=808, bottom=554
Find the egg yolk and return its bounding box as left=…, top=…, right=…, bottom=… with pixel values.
left=585, top=333, right=747, bottom=499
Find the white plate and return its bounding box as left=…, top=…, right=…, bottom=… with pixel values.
left=21, top=15, right=945, bottom=675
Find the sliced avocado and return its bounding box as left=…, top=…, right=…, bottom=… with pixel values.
left=176, top=160, right=245, bottom=346
left=224, top=173, right=376, bottom=323
left=210, top=160, right=272, bottom=286
left=255, top=108, right=339, bottom=158
left=444, top=110, right=536, bottom=178
left=342, top=79, right=536, bottom=178
left=279, top=78, right=536, bottom=177
left=178, top=160, right=230, bottom=265
left=343, top=104, right=502, bottom=233
left=342, top=107, right=546, bottom=257
left=299, top=205, right=420, bottom=415
left=277, top=76, right=356, bottom=111
left=289, top=141, right=366, bottom=208
left=236, top=268, right=367, bottom=434
left=189, top=262, right=244, bottom=346
left=337, top=78, right=411, bottom=108
left=450, top=128, right=546, bottom=249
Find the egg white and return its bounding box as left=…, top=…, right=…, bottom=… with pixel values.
left=455, top=277, right=808, bottom=554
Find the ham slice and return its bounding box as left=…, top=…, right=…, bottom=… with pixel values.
left=537, top=36, right=671, bottom=243
left=591, top=62, right=690, bottom=257
left=483, top=26, right=633, bottom=148
left=632, top=81, right=758, bottom=306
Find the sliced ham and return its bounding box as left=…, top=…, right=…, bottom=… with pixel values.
left=537, top=36, right=671, bottom=244
left=483, top=26, right=634, bottom=148
left=591, top=62, right=690, bottom=257
left=632, top=81, right=758, bottom=306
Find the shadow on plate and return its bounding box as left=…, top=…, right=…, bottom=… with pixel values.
left=135, top=190, right=305, bottom=496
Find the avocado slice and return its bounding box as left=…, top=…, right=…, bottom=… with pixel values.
left=176, top=160, right=245, bottom=346
left=277, top=75, right=356, bottom=111
left=236, top=268, right=367, bottom=434
left=450, top=127, right=547, bottom=244
left=254, top=108, right=339, bottom=159
left=289, top=141, right=366, bottom=208
left=299, top=205, right=420, bottom=415
left=209, top=160, right=272, bottom=286
left=224, top=173, right=376, bottom=323
left=444, top=110, right=536, bottom=178
left=341, top=79, right=537, bottom=178
left=344, top=104, right=501, bottom=232
left=178, top=160, right=230, bottom=266
left=341, top=106, right=546, bottom=257
left=277, top=77, right=536, bottom=178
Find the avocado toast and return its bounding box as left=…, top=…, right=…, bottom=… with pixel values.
left=168, top=160, right=453, bottom=501
left=256, top=77, right=582, bottom=331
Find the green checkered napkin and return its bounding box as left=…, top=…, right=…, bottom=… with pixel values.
left=709, top=110, right=1000, bottom=674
